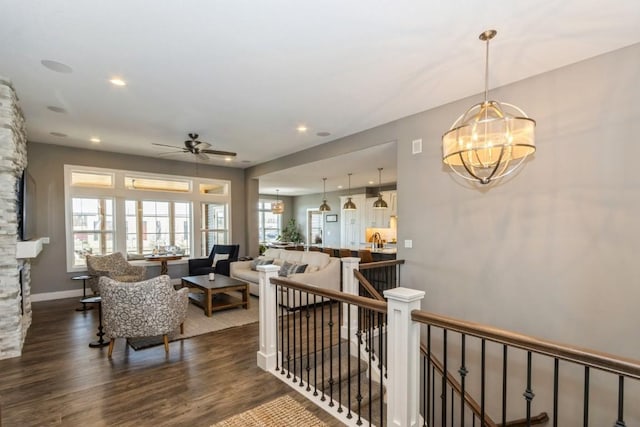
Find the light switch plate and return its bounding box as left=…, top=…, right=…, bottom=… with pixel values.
left=412, top=139, right=422, bottom=154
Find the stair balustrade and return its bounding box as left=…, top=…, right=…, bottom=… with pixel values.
left=257, top=261, right=640, bottom=426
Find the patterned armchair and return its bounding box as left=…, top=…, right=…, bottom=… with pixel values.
left=86, top=252, right=146, bottom=294
left=99, top=275, right=189, bottom=357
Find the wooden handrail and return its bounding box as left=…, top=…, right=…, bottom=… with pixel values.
left=412, top=310, right=640, bottom=380
left=421, top=342, right=498, bottom=427
left=269, top=277, right=388, bottom=313
left=353, top=269, right=385, bottom=301
left=358, top=259, right=405, bottom=270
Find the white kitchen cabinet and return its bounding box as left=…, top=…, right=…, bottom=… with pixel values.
left=340, top=194, right=366, bottom=248
left=365, top=191, right=396, bottom=228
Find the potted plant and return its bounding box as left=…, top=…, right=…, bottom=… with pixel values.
left=278, top=218, right=303, bottom=244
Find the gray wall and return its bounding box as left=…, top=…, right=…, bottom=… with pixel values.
left=27, top=142, right=246, bottom=294
left=246, top=42, right=640, bottom=424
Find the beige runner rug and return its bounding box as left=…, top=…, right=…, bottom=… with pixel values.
left=211, top=395, right=328, bottom=427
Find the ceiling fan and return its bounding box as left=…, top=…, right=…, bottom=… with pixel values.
left=152, top=133, right=237, bottom=161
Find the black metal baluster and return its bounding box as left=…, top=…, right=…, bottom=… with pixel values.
left=423, top=355, right=427, bottom=427
left=553, top=358, right=559, bottom=427
left=275, top=284, right=279, bottom=372
left=299, top=290, right=304, bottom=388
left=502, top=345, right=508, bottom=427
left=292, top=290, right=297, bottom=383
left=357, top=306, right=363, bottom=425
left=347, top=303, right=353, bottom=420
left=321, top=296, right=326, bottom=401
left=329, top=300, right=335, bottom=407
left=583, top=366, right=589, bottom=427
left=379, top=311, right=384, bottom=426
left=338, top=301, right=343, bottom=414
left=459, top=334, right=467, bottom=427
left=314, top=294, right=318, bottom=396
left=615, top=375, right=626, bottom=427
left=280, top=286, right=285, bottom=374
left=524, top=351, right=534, bottom=427
left=368, top=309, right=373, bottom=425
left=427, top=325, right=431, bottom=427
left=481, top=339, right=486, bottom=427
left=431, top=365, right=435, bottom=427
left=286, top=289, right=291, bottom=378
left=306, top=293, right=311, bottom=391
left=442, top=329, right=447, bottom=427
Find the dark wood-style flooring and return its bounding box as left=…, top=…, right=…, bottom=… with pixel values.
left=0, top=297, right=343, bottom=426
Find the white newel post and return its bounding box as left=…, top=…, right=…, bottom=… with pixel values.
left=340, top=257, right=360, bottom=355
left=256, top=264, right=281, bottom=371
left=384, top=287, right=425, bottom=427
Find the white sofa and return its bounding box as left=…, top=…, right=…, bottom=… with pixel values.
left=230, top=248, right=341, bottom=307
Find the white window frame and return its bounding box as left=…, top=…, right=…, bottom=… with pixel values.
left=258, top=199, right=282, bottom=244
left=64, top=165, right=232, bottom=272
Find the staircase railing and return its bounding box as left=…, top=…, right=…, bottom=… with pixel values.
left=413, top=310, right=640, bottom=426
left=257, top=262, right=640, bottom=426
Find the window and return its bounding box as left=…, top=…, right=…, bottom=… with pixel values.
left=307, top=210, right=323, bottom=245
left=125, top=200, right=191, bottom=257
left=65, top=166, right=231, bottom=271
left=259, top=199, right=281, bottom=243
left=201, top=202, right=228, bottom=254
left=71, top=197, right=114, bottom=266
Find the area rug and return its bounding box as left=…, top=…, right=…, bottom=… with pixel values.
left=210, top=395, right=327, bottom=427
left=127, top=294, right=259, bottom=350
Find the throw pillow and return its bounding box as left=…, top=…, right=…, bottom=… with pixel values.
left=211, top=253, right=230, bottom=268
left=305, top=265, right=320, bottom=273
left=273, top=258, right=284, bottom=266
left=278, top=261, right=308, bottom=277
left=250, top=258, right=274, bottom=271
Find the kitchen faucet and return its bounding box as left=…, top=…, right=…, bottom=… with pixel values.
left=372, top=232, right=384, bottom=249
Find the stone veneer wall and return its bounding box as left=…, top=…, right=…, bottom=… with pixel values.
left=0, top=77, right=31, bottom=360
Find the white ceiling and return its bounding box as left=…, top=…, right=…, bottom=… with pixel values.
left=2, top=1, right=640, bottom=195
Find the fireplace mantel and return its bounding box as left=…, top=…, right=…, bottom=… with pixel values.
left=16, top=237, right=49, bottom=259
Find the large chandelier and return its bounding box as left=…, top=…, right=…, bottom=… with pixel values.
left=271, top=189, right=284, bottom=214
left=319, top=177, right=331, bottom=211
left=442, top=29, right=536, bottom=185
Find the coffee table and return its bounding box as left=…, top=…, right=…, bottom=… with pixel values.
left=181, top=274, right=249, bottom=317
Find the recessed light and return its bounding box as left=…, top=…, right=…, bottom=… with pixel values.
left=50, top=132, right=67, bottom=137
left=109, top=78, right=127, bottom=86
left=41, top=60, right=73, bottom=74
left=241, top=160, right=252, bottom=164
left=337, top=185, right=343, bottom=189
left=316, top=131, right=331, bottom=137
left=90, top=137, right=101, bottom=143
left=47, top=106, right=67, bottom=113
left=224, top=157, right=233, bottom=162
left=297, top=125, right=308, bottom=133
left=368, top=181, right=375, bottom=185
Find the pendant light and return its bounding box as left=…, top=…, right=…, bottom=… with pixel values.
left=319, top=177, right=331, bottom=211
left=343, top=173, right=357, bottom=210
left=372, top=167, right=388, bottom=209
left=271, top=189, right=284, bottom=214
left=442, top=29, right=536, bottom=185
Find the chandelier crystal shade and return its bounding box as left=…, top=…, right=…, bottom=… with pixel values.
left=319, top=177, right=331, bottom=211
left=372, top=167, right=388, bottom=209
left=343, top=173, right=357, bottom=210
left=442, top=29, right=536, bottom=185
left=271, top=189, right=284, bottom=214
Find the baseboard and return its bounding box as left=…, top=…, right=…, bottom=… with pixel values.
left=31, top=289, right=85, bottom=302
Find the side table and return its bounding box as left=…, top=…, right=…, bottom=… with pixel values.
left=72, top=275, right=94, bottom=312
left=81, top=296, right=109, bottom=348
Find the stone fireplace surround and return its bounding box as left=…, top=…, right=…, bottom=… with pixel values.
left=0, top=77, right=32, bottom=360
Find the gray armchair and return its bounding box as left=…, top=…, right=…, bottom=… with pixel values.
left=86, top=252, right=146, bottom=294
left=99, top=275, right=188, bottom=357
